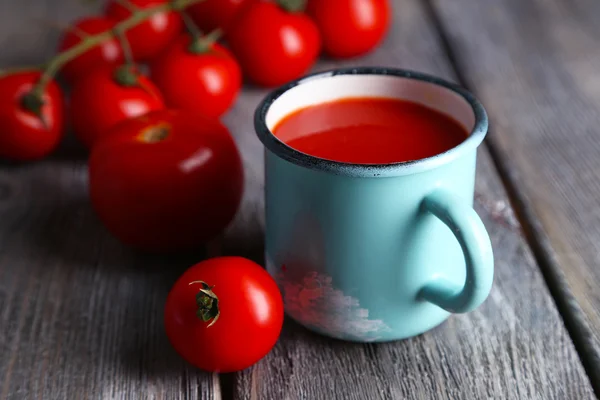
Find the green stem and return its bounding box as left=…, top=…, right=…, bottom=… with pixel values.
left=188, top=28, right=223, bottom=54
left=180, top=10, right=203, bottom=39
left=71, top=26, right=90, bottom=40
left=0, top=65, right=44, bottom=78
left=29, top=0, right=206, bottom=97
left=114, top=0, right=139, bottom=12
left=114, top=27, right=135, bottom=66
left=201, top=28, right=222, bottom=44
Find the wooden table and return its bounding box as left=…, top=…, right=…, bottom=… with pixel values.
left=1, top=0, right=599, bottom=398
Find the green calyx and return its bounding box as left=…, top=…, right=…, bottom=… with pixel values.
left=189, top=281, right=220, bottom=327
left=113, top=65, right=139, bottom=87
left=20, top=91, right=48, bottom=129
left=277, top=0, right=306, bottom=12
left=113, top=65, right=158, bottom=98
left=188, top=38, right=212, bottom=54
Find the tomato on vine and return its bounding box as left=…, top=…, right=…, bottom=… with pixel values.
left=306, top=0, right=390, bottom=58
left=70, top=65, right=164, bottom=149
left=0, top=72, right=65, bottom=161
left=105, top=0, right=183, bottom=61
left=57, top=17, right=124, bottom=85
left=150, top=33, right=241, bottom=118
left=88, top=110, right=244, bottom=252
left=164, top=257, right=284, bottom=372
left=227, top=0, right=320, bottom=87
left=187, top=0, right=257, bottom=33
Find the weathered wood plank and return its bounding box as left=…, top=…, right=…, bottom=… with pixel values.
left=0, top=1, right=218, bottom=399
left=0, top=0, right=596, bottom=399
left=231, top=0, right=595, bottom=398
left=429, top=0, right=600, bottom=389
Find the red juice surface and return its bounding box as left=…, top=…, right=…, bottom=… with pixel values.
left=273, top=98, right=469, bottom=164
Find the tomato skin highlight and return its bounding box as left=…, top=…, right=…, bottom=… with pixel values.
left=57, top=17, right=124, bottom=85
left=187, top=0, right=258, bottom=33
left=89, top=110, right=244, bottom=253
left=105, top=0, right=183, bottom=61
left=306, top=0, right=390, bottom=58
left=227, top=1, right=321, bottom=87
left=151, top=35, right=242, bottom=118
left=164, top=257, right=284, bottom=372
left=70, top=66, right=165, bottom=149
left=0, top=72, right=64, bottom=161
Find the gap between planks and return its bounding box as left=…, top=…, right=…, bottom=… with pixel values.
left=422, top=0, right=600, bottom=396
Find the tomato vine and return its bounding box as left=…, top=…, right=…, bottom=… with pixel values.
left=17, top=0, right=207, bottom=123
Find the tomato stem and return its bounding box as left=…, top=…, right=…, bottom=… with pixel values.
left=139, top=123, right=171, bottom=143
left=20, top=92, right=48, bottom=130
left=180, top=10, right=223, bottom=54
left=26, top=0, right=207, bottom=98
left=189, top=280, right=220, bottom=327
left=113, top=27, right=135, bottom=68
left=181, top=10, right=203, bottom=39
left=0, top=66, right=44, bottom=78
left=113, top=65, right=139, bottom=87
left=15, top=0, right=207, bottom=126
left=277, top=0, right=307, bottom=13
left=114, top=0, right=140, bottom=13
left=188, top=28, right=223, bottom=54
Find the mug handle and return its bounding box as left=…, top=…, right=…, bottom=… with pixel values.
left=418, top=189, right=494, bottom=313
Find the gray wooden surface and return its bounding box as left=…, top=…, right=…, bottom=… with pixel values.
left=232, top=1, right=596, bottom=398
left=429, top=0, right=600, bottom=387
left=0, top=1, right=220, bottom=400
left=0, top=0, right=597, bottom=399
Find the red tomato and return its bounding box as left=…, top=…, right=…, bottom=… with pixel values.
left=57, top=17, right=123, bottom=84
left=70, top=66, right=164, bottom=148
left=227, top=1, right=321, bottom=87
left=0, top=72, right=64, bottom=161
left=150, top=35, right=241, bottom=118
left=89, top=110, right=244, bottom=252
left=306, top=0, right=390, bottom=58
left=105, top=0, right=182, bottom=61
left=164, top=257, right=284, bottom=372
left=188, top=0, right=257, bottom=32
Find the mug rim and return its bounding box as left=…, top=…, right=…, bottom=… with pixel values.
left=254, top=67, right=489, bottom=177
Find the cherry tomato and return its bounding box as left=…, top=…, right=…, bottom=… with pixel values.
left=89, top=110, right=244, bottom=252
left=164, top=257, right=284, bottom=372
left=306, top=0, right=390, bottom=58
left=105, top=0, right=183, bottom=61
left=57, top=17, right=123, bottom=85
left=150, top=35, right=241, bottom=118
left=188, top=0, right=257, bottom=33
left=227, top=1, right=321, bottom=87
left=0, top=72, right=64, bottom=161
left=70, top=66, right=164, bottom=148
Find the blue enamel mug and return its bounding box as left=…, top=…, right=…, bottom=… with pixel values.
left=255, top=67, right=494, bottom=342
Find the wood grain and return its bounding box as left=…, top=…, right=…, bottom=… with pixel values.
left=231, top=0, right=596, bottom=399
left=0, top=1, right=218, bottom=399
left=0, top=0, right=596, bottom=399
left=429, top=0, right=600, bottom=389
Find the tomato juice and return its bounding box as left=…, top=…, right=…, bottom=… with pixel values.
left=273, top=98, right=469, bottom=164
